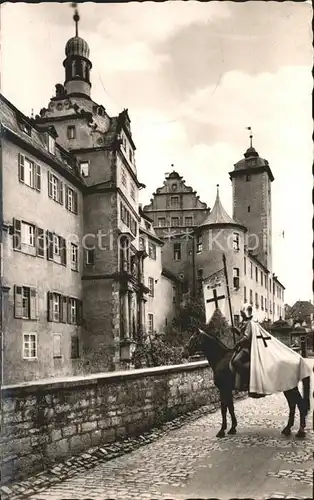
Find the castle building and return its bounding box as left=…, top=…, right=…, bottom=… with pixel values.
left=143, top=144, right=285, bottom=326
left=1, top=12, right=179, bottom=384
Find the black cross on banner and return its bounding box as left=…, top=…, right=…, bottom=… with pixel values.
left=206, top=288, right=225, bottom=309
left=257, top=332, right=272, bottom=347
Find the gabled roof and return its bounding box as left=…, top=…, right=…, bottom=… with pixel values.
left=199, top=186, right=246, bottom=230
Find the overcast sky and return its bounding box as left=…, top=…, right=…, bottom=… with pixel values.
left=1, top=2, right=312, bottom=306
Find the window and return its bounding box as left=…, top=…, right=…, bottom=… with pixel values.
left=148, top=277, right=154, bottom=297
left=23, top=333, right=37, bottom=359
left=248, top=206, right=251, bottom=213
left=255, top=292, right=259, bottom=308
left=86, top=249, right=95, bottom=265
left=185, top=216, right=193, bottom=227
left=52, top=293, right=61, bottom=322
left=265, top=276, right=268, bottom=290
left=21, top=222, right=35, bottom=247
left=233, top=232, right=240, bottom=251
left=14, top=286, right=37, bottom=320
left=71, top=243, right=78, bottom=271
left=65, top=186, right=78, bottom=214
left=249, top=289, right=253, bottom=305
left=234, top=315, right=240, bottom=327
left=48, top=293, right=82, bottom=324
left=71, top=336, right=80, bottom=359
left=69, top=298, right=77, bottom=324
left=48, top=135, right=55, bottom=155
left=244, top=257, right=246, bottom=275
left=250, top=262, right=253, bottom=279
left=20, top=120, right=31, bottom=136
left=171, top=217, right=179, bottom=227
left=18, top=154, right=41, bottom=191
left=255, top=266, right=258, bottom=282
left=158, top=218, right=166, bottom=227
left=173, top=286, right=176, bottom=304
left=233, top=268, right=240, bottom=289
left=48, top=172, right=63, bottom=204
left=246, top=174, right=251, bottom=182
left=46, top=232, right=66, bottom=265
left=173, top=242, right=181, bottom=261
left=148, top=313, right=154, bottom=334
left=139, top=237, right=146, bottom=252
left=144, top=221, right=151, bottom=231
left=121, top=168, right=127, bottom=187
left=80, top=161, right=90, bottom=177
left=130, top=183, right=136, bottom=201
left=128, top=148, right=133, bottom=163
left=53, top=334, right=62, bottom=358
left=265, top=299, right=268, bottom=312
left=67, top=126, right=76, bottom=140
left=261, top=272, right=263, bottom=286
left=196, top=235, right=203, bottom=253
left=261, top=295, right=264, bottom=310
left=270, top=300, right=272, bottom=313
left=148, top=242, right=156, bottom=260
left=170, top=196, right=179, bottom=207
left=244, top=286, right=247, bottom=303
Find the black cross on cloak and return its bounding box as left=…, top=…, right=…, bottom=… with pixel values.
left=257, top=330, right=272, bottom=347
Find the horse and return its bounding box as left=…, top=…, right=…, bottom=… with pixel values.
left=183, top=328, right=310, bottom=439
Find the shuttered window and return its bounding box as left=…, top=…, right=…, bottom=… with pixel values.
left=71, top=336, right=80, bottom=359
left=65, top=186, right=78, bottom=214
left=48, top=172, right=63, bottom=204
left=18, top=154, right=41, bottom=191
left=14, top=285, right=37, bottom=320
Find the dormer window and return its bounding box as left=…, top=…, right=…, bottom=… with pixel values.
left=67, top=126, right=76, bottom=140
left=48, top=135, right=55, bottom=155
left=20, top=121, right=31, bottom=136
left=129, top=148, right=133, bottom=163
left=246, top=174, right=251, bottom=182
left=247, top=159, right=256, bottom=167
left=80, top=161, right=89, bottom=177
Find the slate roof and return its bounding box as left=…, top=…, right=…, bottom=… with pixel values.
left=199, top=186, right=245, bottom=229
left=0, top=94, right=85, bottom=186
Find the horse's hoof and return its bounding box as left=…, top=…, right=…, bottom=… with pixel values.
left=296, top=429, right=306, bottom=439
left=281, top=427, right=291, bottom=436
left=228, top=427, right=237, bottom=435
left=216, top=430, right=225, bottom=438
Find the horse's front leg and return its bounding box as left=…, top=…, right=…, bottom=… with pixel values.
left=295, top=388, right=307, bottom=438
left=282, top=389, right=296, bottom=436
left=216, top=390, right=228, bottom=438
left=227, top=394, right=237, bottom=435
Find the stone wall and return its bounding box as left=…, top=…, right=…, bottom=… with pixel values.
left=1, top=361, right=219, bottom=484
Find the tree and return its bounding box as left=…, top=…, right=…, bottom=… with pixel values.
left=172, top=297, right=206, bottom=333
left=204, top=308, right=235, bottom=349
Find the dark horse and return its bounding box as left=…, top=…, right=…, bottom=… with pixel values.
left=184, top=328, right=310, bottom=439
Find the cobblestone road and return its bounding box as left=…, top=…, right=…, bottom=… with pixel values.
left=25, top=390, right=313, bottom=500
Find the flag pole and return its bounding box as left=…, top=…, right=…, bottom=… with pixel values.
left=222, top=253, right=236, bottom=344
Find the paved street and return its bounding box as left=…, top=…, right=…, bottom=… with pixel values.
left=23, top=389, right=313, bottom=500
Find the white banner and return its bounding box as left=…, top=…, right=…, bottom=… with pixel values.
left=203, top=268, right=228, bottom=324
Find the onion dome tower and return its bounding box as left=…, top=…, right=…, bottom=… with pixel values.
left=63, top=6, right=92, bottom=98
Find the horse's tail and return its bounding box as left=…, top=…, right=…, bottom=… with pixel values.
left=302, top=376, right=311, bottom=415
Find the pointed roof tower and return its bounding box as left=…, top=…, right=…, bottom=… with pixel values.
left=199, top=185, right=246, bottom=231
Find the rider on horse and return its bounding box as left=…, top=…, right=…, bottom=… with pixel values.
left=232, top=303, right=253, bottom=390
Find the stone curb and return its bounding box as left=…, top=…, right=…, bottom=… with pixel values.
left=1, top=393, right=247, bottom=500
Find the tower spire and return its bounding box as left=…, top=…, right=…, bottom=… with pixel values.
left=246, top=126, right=253, bottom=148
left=72, top=3, right=80, bottom=37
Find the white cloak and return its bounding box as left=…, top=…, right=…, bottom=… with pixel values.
left=249, top=321, right=312, bottom=395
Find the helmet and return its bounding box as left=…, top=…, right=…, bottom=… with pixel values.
left=240, top=303, right=253, bottom=318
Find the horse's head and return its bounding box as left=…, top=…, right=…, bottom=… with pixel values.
left=183, top=326, right=231, bottom=366
left=183, top=327, right=211, bottom=358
